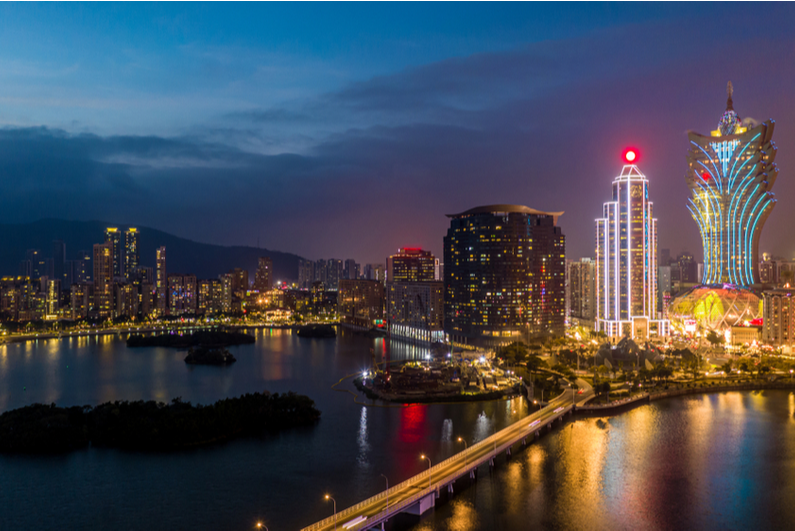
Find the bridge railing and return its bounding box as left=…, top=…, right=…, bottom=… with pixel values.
left=300, top=391, right=585, bottom=531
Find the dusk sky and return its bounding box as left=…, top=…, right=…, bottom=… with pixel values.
left=2, top=3, right=795, bottom=265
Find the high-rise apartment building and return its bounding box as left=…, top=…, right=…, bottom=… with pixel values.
left=93, top=242, right=114, bottom=317
left=198, top=279, right=223, bottom=315
left=387, top=248, right=436, bottom=282
left=298, top=259, right=315, bottom=289
left=156, top=246, right=167, bottom=316
left=124, top=228, right=139, bottom=281
left=168, top=274, right=197, bottom=315
left=386, top=281, right=444, bottom=343
left=105, top=227, right=123, bottom=279
left=338, top=279, right=384, bottom=329
left=686, top=82, right=778, bottom=286
left=326, top=259, right=342, bottom=290
left=343, top=259, right=360, bottom=280
left=568, top=258, right=596, bottom=322
left=444, top=204, right=565, bottom=346
left=253, top=257, right=273, bottom=291
left=762, top=288, right=795, bottom=345
left=52, top=240, right=66, bottom=285
left=595, top=153, right=668, bottom=339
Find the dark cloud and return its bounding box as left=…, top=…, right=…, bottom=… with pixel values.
left=3, top=5, right=795, bottom=268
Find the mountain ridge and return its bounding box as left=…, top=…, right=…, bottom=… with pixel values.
left=0, top=219, right=304, bottom=283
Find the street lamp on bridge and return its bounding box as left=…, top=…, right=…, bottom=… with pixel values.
left=420, top=454, right=432, bottom=488
left=457, top=436, right=468, bottom=466
left=380, top=473, right=389, bottom=511
left=325, top=494, right=337, bottom=531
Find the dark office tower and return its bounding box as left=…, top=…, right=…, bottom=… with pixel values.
left=660, top=248, right=671, bottom=267
left=93, top=242, right=113, bottom=317
left=52, top=240, right=66, bottom=284
left=105, top=227, right=123, bottom=279
left=253, top=257, right=273, bottom=291
left=314, top=259, right=327, bottom=286
left=326, top=259, right=342, bottom=290
left=21, top=249, right=45, bottom=280
left=387, top=248, right=436, bottom=282
left=298, top=259, right=315, bottom=289
left=229, top=268, right=249, bottom=294
left=444, top=204, right=565, bottom=346
left=75, top=250, right=91, bottom=283
left=156, top=246, right=167, bottom=316
left=124, top=228, right=139, bottom=281
left=343, top=259, right=360, bottom=280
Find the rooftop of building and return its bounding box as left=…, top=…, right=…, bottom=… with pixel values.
left=446, top=204, right=564, bottom=224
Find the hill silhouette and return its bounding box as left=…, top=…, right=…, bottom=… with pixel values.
left=0, top=219, right=303, bottom=282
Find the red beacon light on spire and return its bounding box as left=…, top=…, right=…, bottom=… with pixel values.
left=623, top=149, right=637, bottom=163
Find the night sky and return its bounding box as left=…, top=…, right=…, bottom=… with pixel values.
left=1, top=3, right=795, bottom=265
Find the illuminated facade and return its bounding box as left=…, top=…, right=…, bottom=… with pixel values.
left=686, top=82, right=778, bottom=286
left=156, top=246, right=167, bottom=316
left=444, top=204, right=565, bottom=346
left=338, top=279, right=385, bottom=329
left=105, top=227, right=123, bottom=279
left=386, top=281, right=445, bottom=344
left=668, top=285, right=761, bottom=332
left=762, top=288, right=795, bottom=345
left=596, top=157, right=669, bottom=338
left=387, top=248, right=436, bottom=282
left=124, top=228, right=139, bottom=281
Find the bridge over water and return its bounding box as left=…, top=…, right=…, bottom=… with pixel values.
left=301, top=380, right=594, bottom=531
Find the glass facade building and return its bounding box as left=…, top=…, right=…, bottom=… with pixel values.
left=596, top=162, right=669, bottom=338
left=686, top=83, right=778, bottom=286
left=443, top=204, right=565, bottom=346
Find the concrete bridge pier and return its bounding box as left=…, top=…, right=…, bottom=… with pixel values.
left=489, top=457, right=495, bottom=467
left=405, top=492, right=436, bottom=515
left=470, top=469, right=476, bottom=480
left=506, top=446, right=512, bottom=457
left=448, top=483, right=454, bottom=495
left=522, top=437, right=527, bottom=446
left=535, top=430, right=540, bottom=438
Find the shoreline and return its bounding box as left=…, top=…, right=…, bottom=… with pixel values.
left=574, top=380, right=795, bottom=416
left=352, top=376, right=522, bottom=404
left=0, top=322, right=334, bottom=345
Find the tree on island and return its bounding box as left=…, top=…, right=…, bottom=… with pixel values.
left=497, top=342, right=530, bottom=366
left=706, top=330, right=724, bottom=347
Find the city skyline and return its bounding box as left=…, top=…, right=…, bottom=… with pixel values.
left=1, top=4, right=795, bottom=264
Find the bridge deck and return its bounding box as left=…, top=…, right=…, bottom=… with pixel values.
left=301, top=380, right=593, bottom=531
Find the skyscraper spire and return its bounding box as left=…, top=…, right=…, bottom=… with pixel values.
left=726, top=81, right=734, bottom=110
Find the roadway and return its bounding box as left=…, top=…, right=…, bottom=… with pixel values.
left=302, top=379, right=594, bottom=531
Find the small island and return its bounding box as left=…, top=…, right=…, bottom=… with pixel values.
left=0, top=391, right=321, bottom=454
left=184, top=346, right=237, bottom=365
left=355, top=359, right=522, bottom=403
left=127, top=329, right=256, bottom=348
left=296, top=324, right=336, bottom=338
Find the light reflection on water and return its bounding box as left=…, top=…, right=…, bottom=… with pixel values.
left=410, top=391, right=795, bottom=531
left=2, top=333, right=795, bottom=530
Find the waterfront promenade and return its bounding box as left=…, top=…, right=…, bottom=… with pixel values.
left=301, top=380, right=594, bottom=531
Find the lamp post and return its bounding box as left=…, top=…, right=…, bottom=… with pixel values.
left=420, top=454, right=432, bottom=488
left=790, top=369, right=793, bottom=382
left=325, top=494, right=337, bottom=531
left=457, top=436, right=468, bottom=466
left=380, top=474, right=389, bottom=511
left=255, top=523, right=268, bottom=531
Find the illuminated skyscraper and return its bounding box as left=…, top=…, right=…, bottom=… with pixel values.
left=93, top=242, right=113, bottom=317
left=124, top=228, right=139, bottom=280
left=596, top=151, right=668, bottom=339
left=105, top=227, right=123, bottom=279
left=156, top=246, right=167, bottom=316
left=444, top=204, right=565, bottom=346
left=686, top=82, right=777, bottom=286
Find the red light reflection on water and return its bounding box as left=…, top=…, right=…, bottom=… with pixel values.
left=399, top=404, right=428, bottom=444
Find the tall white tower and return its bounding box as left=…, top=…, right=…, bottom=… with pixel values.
left=595, top=150, right=669, bottom=339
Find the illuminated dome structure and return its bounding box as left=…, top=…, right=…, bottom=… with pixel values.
left=668, top=285, right=762, bottom=332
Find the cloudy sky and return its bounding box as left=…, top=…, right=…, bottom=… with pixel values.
left=1, top=3, right=795, bottom=264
